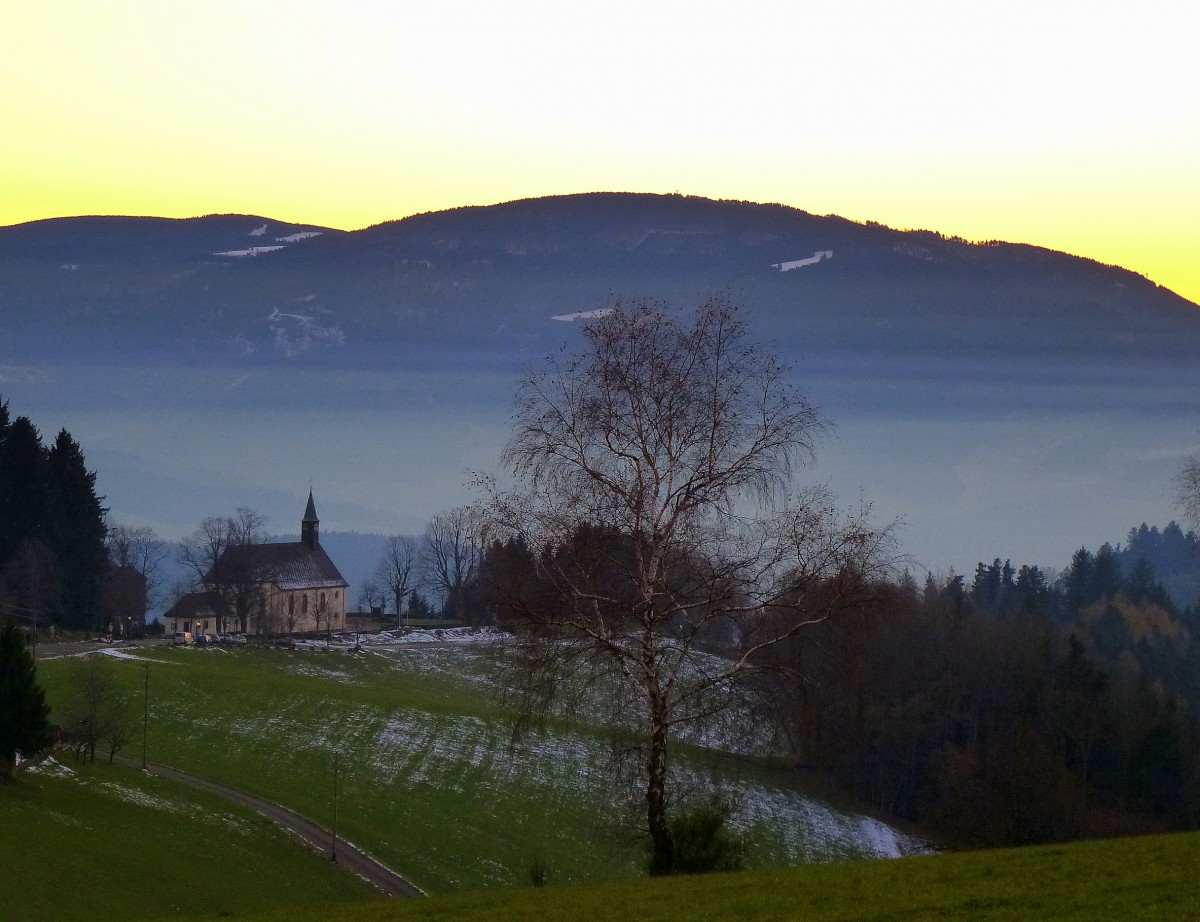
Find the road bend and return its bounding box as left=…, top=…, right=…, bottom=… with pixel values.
left=116, top=756, right=424, bottom=897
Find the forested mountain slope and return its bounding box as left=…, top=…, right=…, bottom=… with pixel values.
left=3, top=193, right=1195, bottom=366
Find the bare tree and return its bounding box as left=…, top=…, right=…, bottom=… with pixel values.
left=375, top=535, right=420, bottom=629
left=62, top=654, right=134, bottom=763
left=281, top=589, right=303, bottom=637
left=357, top=578, right=385, bottom=615
left=178, top=508, right=273, bottom=635
left=422, top=508, right=481, bottom=622
left=104, top=524, right=169, bottom=634
left=312, top=591, right=332, bottom=643
left=478, top=296, right=893, bottom=874
left=1178, top=456, right=1200, bottom=528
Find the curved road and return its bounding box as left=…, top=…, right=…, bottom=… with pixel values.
left=119, top=756, right=424, bottom=897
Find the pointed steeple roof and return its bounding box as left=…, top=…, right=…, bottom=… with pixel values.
left=303, top=489, right=319, bottom=523
left=301, top=489, right=320, bottom=549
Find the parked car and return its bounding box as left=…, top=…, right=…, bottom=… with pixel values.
left=194, top=633, right=209, bottom=647
left=173, top=631, right=193, bottom=646
left=228, top=634, right=248, bottom=645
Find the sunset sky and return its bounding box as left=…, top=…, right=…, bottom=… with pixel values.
left=3, top=0, right=1197, bottom=305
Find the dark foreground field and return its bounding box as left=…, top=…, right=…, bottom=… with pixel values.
left=232, top=830, right=1200, bottom=922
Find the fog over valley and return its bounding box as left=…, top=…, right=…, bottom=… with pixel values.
left=3, top=194, right=1198, bottom=579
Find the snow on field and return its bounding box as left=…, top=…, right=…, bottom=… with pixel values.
left=373, top=626, right=511, bottom=646
left=725, top=776, right=930, bottom=860
left=97, top=781, right=188, bottom=814
left=57, top=647, right=178, bottom=665
left=291, top=626, right=512, bottom=653
left=171, top=642, right=931, bottom=865
left=95, top=647, right=144, bottom=661
left=249, top=223, right=268, bottom=236
left=282, top=659, right=358, bottom=682
left=25, top=756, right=75, bottom=778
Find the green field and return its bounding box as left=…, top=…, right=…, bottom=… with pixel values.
left=15, top=644, right=1199, bottom=922
left=34, top=644, right=927, bottom=893
left=0, top=758, right=375, bottom=922
left=214, top=829, right=1200, bottom=922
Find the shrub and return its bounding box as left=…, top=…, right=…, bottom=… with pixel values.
left=662, top=797, right=749, bottom=875
left=527, top=855, right=551, bottom=887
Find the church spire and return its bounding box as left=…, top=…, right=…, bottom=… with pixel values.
left=301, top=489, right=319, bottom=548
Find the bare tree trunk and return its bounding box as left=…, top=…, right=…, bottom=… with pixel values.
left=646, top=692, right=674, bottom=875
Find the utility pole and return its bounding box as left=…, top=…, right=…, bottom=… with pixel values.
left=331, top=749, right=339, bottom=863
left=141, top=660, right=150, bottom=769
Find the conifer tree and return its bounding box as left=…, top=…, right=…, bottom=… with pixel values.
left=0, top=618, right=52, bottom=778
left=0, top=414, right=48, bottom=570
left=45, top=429, right=107, bottom=630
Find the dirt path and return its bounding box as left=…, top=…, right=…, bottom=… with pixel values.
left=119, top=757, right=424, bottom=897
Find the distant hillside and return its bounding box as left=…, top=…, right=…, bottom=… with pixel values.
left=2, top=193, right=1195, bottom=367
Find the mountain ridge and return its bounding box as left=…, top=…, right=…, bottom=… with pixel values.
left=1, top=193, right=1193, bottom=369
left=3, top=194, right=1197, bottom=574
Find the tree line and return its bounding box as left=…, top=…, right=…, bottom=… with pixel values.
left=1, top=396, right=169, bottom=636
left=364, top=299, right=1200, bottom=865
left=356, top=507, right=484, bottom=625
left=0, top=398, right=107, bottom=632
left=756, top=543, right=1200, bottom=847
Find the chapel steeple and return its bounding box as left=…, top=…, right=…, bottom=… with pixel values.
left=301, top=489, right=320, bottom=549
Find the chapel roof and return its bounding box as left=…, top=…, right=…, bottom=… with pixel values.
left=217, top=540, right=348, bottom=591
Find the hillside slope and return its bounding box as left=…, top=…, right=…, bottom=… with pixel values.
left=2, top=194, right=1194, bottom=366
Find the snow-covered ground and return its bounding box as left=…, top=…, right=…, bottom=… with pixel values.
left=25, top=756, right=75, bottom=778
left=212, top=641, right=932, bottom=865
left=293, top=625, right=511, bottom=651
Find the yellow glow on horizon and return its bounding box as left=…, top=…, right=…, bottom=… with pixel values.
left=2, top=1, right=1196, bottom=305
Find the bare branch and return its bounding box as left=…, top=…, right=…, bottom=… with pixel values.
left=477, top=295, right=894, bottom=872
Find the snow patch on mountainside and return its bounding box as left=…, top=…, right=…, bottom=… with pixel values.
left=552, top=308, right=614, bottom=322
left=267, top=308, right=345, bottom=357
left=772, top=251, right=833, bottom=271
left=215, top=246, right=286, bottom=257
left=276, top=231, right=323, bottom=242
left=249, top=223, right=268, bottom=237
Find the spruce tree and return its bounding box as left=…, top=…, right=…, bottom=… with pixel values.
left=0, top=618, right=52, bottom=778
left=45, top=429, right=107, bottom=631
left=0, top=415, right=48, bottom=571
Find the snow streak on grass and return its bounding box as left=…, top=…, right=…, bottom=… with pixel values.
left=39, top=643, right=930, bottom=892
left=727, top=776, right=929, bottom=860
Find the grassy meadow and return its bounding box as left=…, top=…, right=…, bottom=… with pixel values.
left=210, top=829, right=1200, bottom=922
left=33, top=643, right=927, bottom=894
left=0, top=757, right=375, bottom=922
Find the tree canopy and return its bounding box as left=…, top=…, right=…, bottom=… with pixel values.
left=0, top=398, right=107, bottom=631
left=0, top=618, right=52, bottom=777
left=478, top=296, right=892, bottom=873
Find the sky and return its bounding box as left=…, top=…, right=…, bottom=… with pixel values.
left=2, top=0, right=1197, bottom=305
